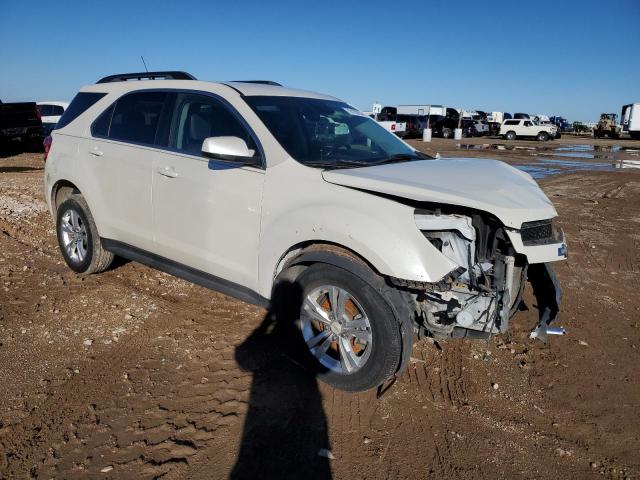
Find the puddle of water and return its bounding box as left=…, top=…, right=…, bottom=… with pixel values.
left=538, top=151, right=594, bottom=159
left=553, top=144, right=594, bottom=152
left=514, top=165, right=563, bottom=179
left=614, top=160, right=640, bottom=169
left=537, top=158, right=609, bottom=168
left=513, top=158, right=640, bottom=178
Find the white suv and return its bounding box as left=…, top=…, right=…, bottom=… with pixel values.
left=500, top=119, right=557, bottom=141
left=45, top=71, right=567, bottom=391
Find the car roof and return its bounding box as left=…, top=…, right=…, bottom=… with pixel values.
left=37, top=101, right=69, bottom=106
left=80, top=79, right=341, bottom=101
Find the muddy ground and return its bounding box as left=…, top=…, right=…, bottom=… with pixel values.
left=0, top=137, right=639, bottom=479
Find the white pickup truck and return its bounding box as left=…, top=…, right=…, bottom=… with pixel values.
left=366, top=113, right=406, bottom=136
left=500, top=119, right=557, bottom=141
left=377, top=120, right=406, bottom=136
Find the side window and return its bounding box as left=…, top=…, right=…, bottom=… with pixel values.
left=109, top=91, right=168, bottom=145
left=91, top=103, right=115, bottom=138
left=504, top=120, right=517, bottom=125
left=56, top=92, right=107, bottom=130
left=38, top=105, right=52, bottom=116
left=169, top=93, right=256, bottom=156
left=524, top=121, right=532, bottom=127
left=51, top=105, right=65, bottom=116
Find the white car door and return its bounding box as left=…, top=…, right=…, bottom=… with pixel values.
left=85, top=91, right=169, bottom=251
left=152, top=92, right=265, bottom=290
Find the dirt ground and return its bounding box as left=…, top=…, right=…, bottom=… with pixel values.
left=1, top=137, right=639, bottom=479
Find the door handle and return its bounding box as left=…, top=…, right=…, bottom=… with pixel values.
left=89, top=148, right=103, bottom=157
left=156, top=166, right=178, bottom=178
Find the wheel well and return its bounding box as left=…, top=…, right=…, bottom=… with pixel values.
left=273, top=241, right=378, bottom=284
left=51, top=181, right=80, bottom=215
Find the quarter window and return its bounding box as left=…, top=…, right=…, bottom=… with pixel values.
left=109, top=92, right=168, bottom=145
left=169, top=93, right=256, bottom=156
left=55, top=92, right=106, bottom=130
left=91, top=104, right=115, bottom=138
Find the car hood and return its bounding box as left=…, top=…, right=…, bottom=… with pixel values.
left=321, top=158, right=557, bottom=228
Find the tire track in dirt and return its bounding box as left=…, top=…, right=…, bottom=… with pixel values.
left=0, top=225, right=263, bottom=478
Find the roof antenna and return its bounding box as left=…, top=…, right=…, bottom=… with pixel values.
left=140, top=56, right=149, bottom=73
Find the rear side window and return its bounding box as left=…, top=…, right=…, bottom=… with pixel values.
left=39, top=104, right=65, bottom=116
left=55, top=92, right=106, bottom=130
left=109, top=92, right=168, bottom=145
left=504, top=120, right=519, bottom=125
left=38, top=105, right=52, bottom=116
left=91, top=104, right=115, bottom=138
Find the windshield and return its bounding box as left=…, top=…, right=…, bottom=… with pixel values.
left=244, top=96, right=423, bottom=168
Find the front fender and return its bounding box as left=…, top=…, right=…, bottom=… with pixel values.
left=257, top=162, right=458, bottom=299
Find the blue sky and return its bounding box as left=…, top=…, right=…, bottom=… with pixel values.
left=1, top=0, right=638, bottom=122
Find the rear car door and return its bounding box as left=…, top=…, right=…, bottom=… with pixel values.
left=87, top=91, right=170, bottom=251
left=151, top=91, right=265, bottom=290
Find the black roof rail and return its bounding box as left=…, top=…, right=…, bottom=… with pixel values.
left=231, top=80, right=282, bottom=86
left=96, top=71, right=196, bottom=84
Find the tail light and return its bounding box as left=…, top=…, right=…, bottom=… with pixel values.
left=43, top=135, right=52, bottom=161
left=391, top=124, right=396, bottom=131
left=35, top=106, right=42, bottom=122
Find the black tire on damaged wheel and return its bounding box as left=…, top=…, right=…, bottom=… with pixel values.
left=56, top=194, right=114, bottom=274
left=293, top=263, right=403, bottom=392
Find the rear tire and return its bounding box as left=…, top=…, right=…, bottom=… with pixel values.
left=505, top=131, right=516, bottom=140
left=293, top=263, right=402, bottom=392
left=56, top=195, right=114, bottom=274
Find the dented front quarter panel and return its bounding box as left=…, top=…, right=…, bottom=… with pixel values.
left=257, top=158, right=460, bottom=298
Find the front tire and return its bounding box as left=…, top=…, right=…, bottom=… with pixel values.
left=442, top=128, right=452, bottom=139
left=537, top=131, right=549, bottom=142
left=56, top=195, right=114, bottom=274
left=295, top=264, right=402, bottom=392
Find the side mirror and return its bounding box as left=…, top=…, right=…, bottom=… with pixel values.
left=201, top=136, right=260, bottom=165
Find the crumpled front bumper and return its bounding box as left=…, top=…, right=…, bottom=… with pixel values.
left=527, top=263, right=563, bottom=342
left=505, top=228, right=568, bottom=264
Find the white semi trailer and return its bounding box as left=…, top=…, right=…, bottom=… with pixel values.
left=397, top=105, right=447, bottom=116
left=621, top=103, right=640, bottom=139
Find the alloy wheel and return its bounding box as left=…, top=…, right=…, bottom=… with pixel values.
left=60, top=208, right=88, bottom=264
left=299, top=285, right=373, bottom=374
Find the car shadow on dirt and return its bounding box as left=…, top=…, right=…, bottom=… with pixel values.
left=231, top=281, right=333, bottom=480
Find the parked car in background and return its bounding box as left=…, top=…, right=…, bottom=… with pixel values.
left=473, top=119, right=489, bottom=136
left=37, top=101, right=69, bottom=135
left=45, top=71, right=567, bottom=392
left=0, top=101, right=43, bottom=150
left=461, top=119, right=478, bottom=137
left=500, top=119, right=557, bottom=141
left=429, top=115, right=452, bottom=138
left=621, top=103, right=640, bottom=139
left=513, top=112, right=531, bottom=119
left=487, top=112, right=511, bottom=136
left=549, top=116, right=571, bottom=134
left=396, top=114, right=426, bottom=138
left=372, top=106, right=407, bottom=137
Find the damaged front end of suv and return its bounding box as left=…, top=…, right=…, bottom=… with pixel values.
left=392, top=208, right=566, bottom=342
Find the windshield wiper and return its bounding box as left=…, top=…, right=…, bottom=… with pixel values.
left=304, top=160, right=371, bottom=169
left=370, top=153, right=430, bottom=165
